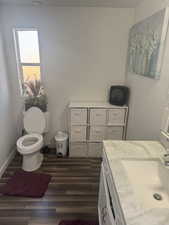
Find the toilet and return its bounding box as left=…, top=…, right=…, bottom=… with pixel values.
left=17, top=107, right=47, bottom=171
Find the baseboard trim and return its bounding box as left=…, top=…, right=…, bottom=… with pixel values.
left=0, top=148, right=16, bottom=178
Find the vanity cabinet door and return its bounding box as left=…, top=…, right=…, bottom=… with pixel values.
left=99, top=166, right=116, bottom=225
left=98, top=168, right=107, bottom=225
left=105, top=210, right=115, bottom=225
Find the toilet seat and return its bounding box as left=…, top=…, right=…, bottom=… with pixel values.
left=17, top=134, right=43, bottom=155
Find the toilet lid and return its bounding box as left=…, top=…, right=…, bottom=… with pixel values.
left=24, top=107, right=46, bottom=134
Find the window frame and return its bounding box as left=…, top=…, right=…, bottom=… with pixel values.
left=13, top=28, right=41, bottom=96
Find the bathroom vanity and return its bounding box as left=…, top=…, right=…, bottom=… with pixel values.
left=99, top=140, right=169, bottom=225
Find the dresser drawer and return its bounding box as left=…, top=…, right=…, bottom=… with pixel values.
left=70, top=126, right=86, bottom=142
left=69, top=143, right=87, bottom=157
left=88, top=143, right=103, bottom=157
left=106, top=126, right=123, bottom=140
left=90, top=109, right=107, bottom=125
left=70, top=109, right=87, bottom=125
left=89, top=126, right=106, bottom=142
left=108, top=109, right=125, bottom=125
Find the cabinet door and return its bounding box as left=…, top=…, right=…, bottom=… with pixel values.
left=70, top=126, right=86, bottom=142
left=104, top=160, right=125, bottom=225
left=89, top=126, right=106, bottom=142
left=108, top=109, right=125, bottom=125
left=98, top=169, right=107, bottom=225
left=105, top=210, right=115, bottom=225
left=99, top=166, right=116, bottom=225
left=70, top=109, right=87, bottom=125
left=90, top=109, right=107, bottom=125
left=106, top=126, right=123, bottom=140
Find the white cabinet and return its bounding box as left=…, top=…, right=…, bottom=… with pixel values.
left=99, top=148, right=126, bottom=225
left=70, top=109, right=87, bottom=125
left=70, top=126, right=86, bottom=142
left=98, top=166, right=116, bottom=225
left=98, top=167, right=106, bottom=204
left=98, top=169, right=108, bottom=225
left=69, top=143, right=88, bottom=157
left=89, top=126, right=106, bottom=142
left=90, top=109, right=107, bottom=125
left=106, top=126, right=123, bottom=140
left=68, top=102, right=128, bottom=157
left=108, top=109, right=125, bottom=125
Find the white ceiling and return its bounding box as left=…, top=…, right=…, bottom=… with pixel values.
left=0, top=0, right=142, bottom=7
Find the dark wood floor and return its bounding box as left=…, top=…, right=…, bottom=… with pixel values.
left=0, top=154, right=101, bottom=225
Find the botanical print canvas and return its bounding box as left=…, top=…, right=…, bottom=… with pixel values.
left=128, top=8, right=169, bottom=79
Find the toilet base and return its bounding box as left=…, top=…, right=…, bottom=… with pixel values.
left=22, top=152, right=44, bottom=172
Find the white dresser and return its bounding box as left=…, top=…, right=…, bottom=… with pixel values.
left=68, top=102, right=128, bottom=157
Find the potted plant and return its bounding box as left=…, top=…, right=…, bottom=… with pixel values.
left=24, top=79, right=48, bottom=112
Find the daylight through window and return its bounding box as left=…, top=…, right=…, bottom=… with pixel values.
left=14, top=29, right=41, bottom=94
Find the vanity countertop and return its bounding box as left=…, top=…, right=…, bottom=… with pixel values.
left=103, top=140, right=169, bottom=225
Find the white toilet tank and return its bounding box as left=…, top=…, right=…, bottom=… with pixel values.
left=23, top=107, right=49, bottom=134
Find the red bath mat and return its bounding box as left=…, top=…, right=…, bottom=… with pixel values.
left=59, top=220, right=99, bottom=225
left=0, top=170, right=51, bottom=198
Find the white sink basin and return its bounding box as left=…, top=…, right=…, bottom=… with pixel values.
left=121, top=158, right=169, bottom=209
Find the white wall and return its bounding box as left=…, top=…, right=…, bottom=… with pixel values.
left=126, top=0, right=169, bottom=140
left=1, top=5, right=134, bottom=145
left=0, top=25, right=19, bottom=169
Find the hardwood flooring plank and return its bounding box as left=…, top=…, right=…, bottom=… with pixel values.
left=0, top=195, right=98, bottom=202
left=0, top=154, right=101, bottom=224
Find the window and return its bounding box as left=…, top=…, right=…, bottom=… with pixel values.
left=14, top=29, right=41, bottom=95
